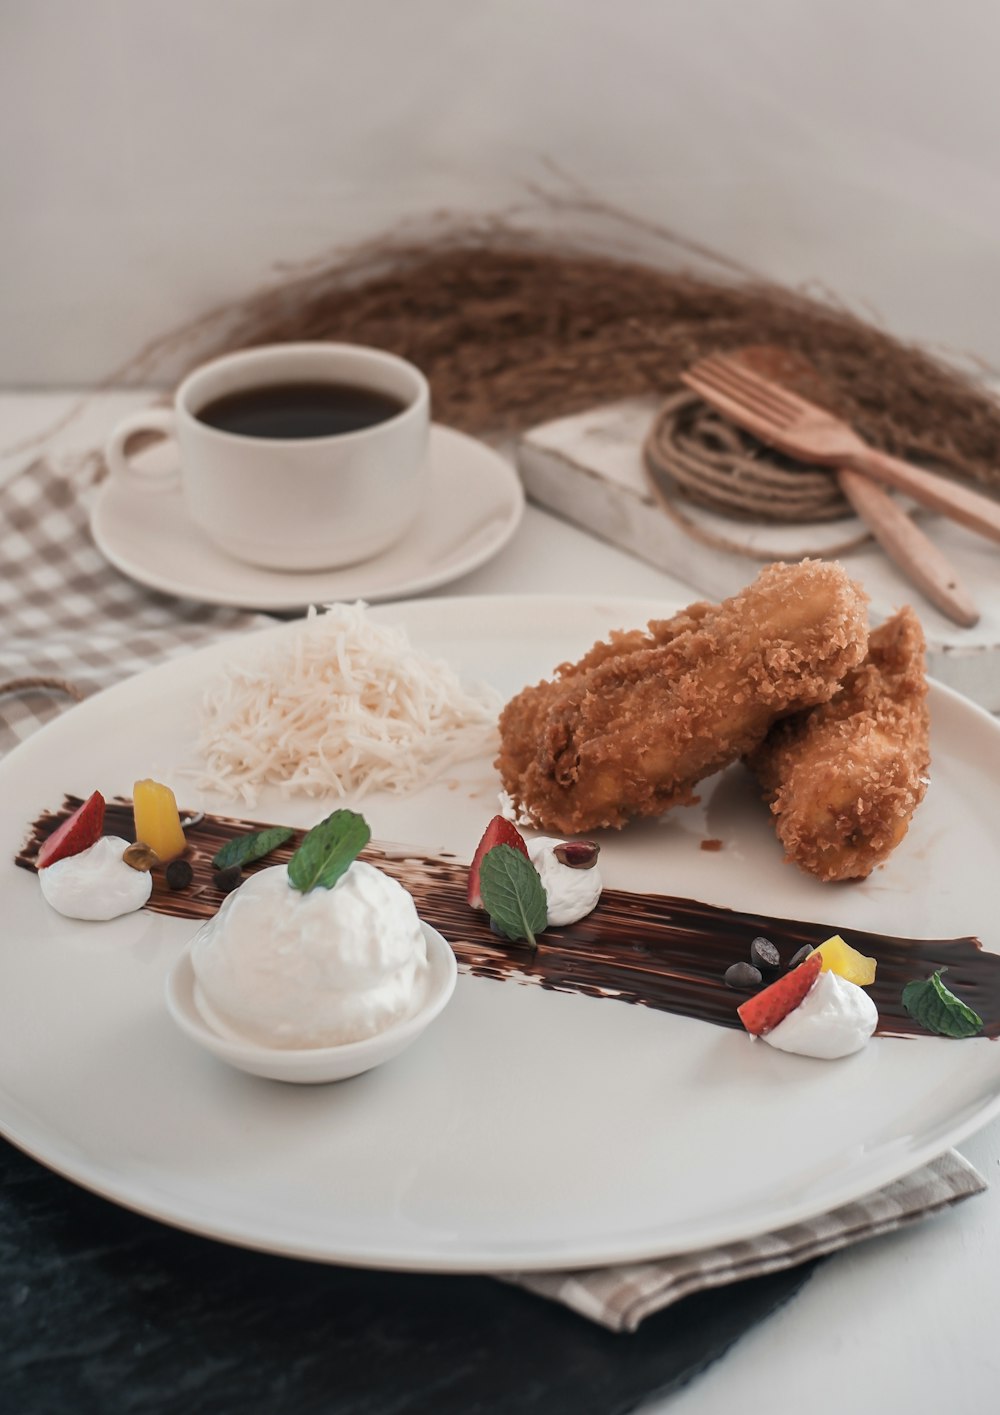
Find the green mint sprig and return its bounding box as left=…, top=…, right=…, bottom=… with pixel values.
left=212, top=825, right=295, bottom=872
left=287, top=809, right=370, bottom=894
left=902, top=969, right=984, bottom=1039
left=480, top=844, right=548, bottom=948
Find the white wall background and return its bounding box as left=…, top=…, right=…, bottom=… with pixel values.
left=3, top=0, right=999, bottom=385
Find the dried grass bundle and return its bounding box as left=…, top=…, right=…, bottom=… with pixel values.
left=118, top=205, right=1000, bottom=494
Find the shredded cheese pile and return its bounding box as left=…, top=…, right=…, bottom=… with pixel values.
left=198, top=602, right=502, bottom=804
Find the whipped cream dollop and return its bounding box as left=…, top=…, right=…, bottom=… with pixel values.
left=39, top=835, right=153, bottom=920
left=190, top=861, right=429, bottom=1049
left=527, top=836, right=603, bottom=927
left=763, top=970, right=878, bottom=1060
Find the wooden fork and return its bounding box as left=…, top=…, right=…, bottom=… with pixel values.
left=682, top=353, right=995, bottom=627
left=682, top=354, right=1000, bottom=542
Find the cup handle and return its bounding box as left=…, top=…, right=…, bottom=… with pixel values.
left=105, top=408, right=179, bottom=490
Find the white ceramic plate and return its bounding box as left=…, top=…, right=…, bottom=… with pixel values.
left=3, top=596, right=1000, bottom=1273
left=90, top=424, right=524, bottom=609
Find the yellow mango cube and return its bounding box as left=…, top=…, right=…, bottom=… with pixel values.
left=133, top=779, right=187, bottom=863
left=810, top=934, right=877, bottom=987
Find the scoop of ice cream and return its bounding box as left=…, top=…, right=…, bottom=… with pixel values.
left=39, top=835, right=152, bottom=920
left=190, top=861, right=429, bottom=1049
left=526, top=836, right=602, bottom=927
left=762, top=969, right=878, bottom=1059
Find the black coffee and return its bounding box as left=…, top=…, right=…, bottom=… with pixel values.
left=195, top=381, right=407, bottom=439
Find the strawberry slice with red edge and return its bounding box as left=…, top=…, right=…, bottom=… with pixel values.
left=737, top=950, right=822, bottom=1036
left=36, top=791, right=106, bottom=870
left=468, top=815, right=529, bottom=908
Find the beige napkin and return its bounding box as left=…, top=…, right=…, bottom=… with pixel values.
left=0, top=453, right=988, bottom=1331
left=506, top=1151, right=984, bottom=1331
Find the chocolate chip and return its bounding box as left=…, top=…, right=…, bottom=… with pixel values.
left=213, top=864, right=242, bottom=894
left=789, top=945, right=815, bottom=969
left=165, top=858, right=194, bottom=891
left=725, top=961, right=763, bottom=991
left=750, top=936, right=781, bottom=971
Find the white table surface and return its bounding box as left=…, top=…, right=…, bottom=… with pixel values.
left=3, top=390, right=998, bottom=1414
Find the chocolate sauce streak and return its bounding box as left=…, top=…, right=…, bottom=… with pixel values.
left=17, top=797, right=1000, bottom=1039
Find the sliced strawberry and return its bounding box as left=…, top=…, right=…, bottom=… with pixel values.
left=36, top=792, right=106, bottom=870
left=737, top=951, right=822, bottom=1036
left=468, top=815, right=529, bottom=908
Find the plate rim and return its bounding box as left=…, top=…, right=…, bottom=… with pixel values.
left=3, top=592, right=1000, bottom=1272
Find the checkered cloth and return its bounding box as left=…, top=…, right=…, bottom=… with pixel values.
left=0, top=452, right=987, bottom=1332
left=0, top=455, right=270, bottom=755
left=509, top=1151, right=985, bottom=1332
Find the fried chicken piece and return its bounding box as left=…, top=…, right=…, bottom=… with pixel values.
left=497, top=560, right=869, bottom=833
left=496, top=602, right=716, bottom=792
left=746, top=606, right=929, bottom=882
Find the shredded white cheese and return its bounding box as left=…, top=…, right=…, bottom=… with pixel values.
left=196, top=602, right=501, bottom=805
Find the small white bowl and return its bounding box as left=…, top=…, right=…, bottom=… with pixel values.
left=165, top=922, right=457, bottom=1084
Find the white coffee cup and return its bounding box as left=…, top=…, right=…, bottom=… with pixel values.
left=104, top=343, right=430, bottom=571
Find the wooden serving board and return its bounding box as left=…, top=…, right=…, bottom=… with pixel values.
left=517, top=398, right=1000, bottom=711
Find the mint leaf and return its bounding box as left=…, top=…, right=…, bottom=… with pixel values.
left=212, top=825, right=294, bottom=872
left=902, top=969, right=984, bottom=1039
left=287, top=810, right=370, bottom=894
left=479, top=844, right=548, bottom=948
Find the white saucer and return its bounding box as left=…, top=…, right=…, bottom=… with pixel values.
left=90, top=424, right=524, bottom=610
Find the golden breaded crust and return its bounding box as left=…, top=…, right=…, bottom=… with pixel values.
left=747, top=606, right=929, bottom=881
left=497, top=560, right=870, bottom=833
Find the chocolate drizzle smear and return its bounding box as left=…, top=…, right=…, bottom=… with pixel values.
left=17, top=796, right=1000, bottom=1039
